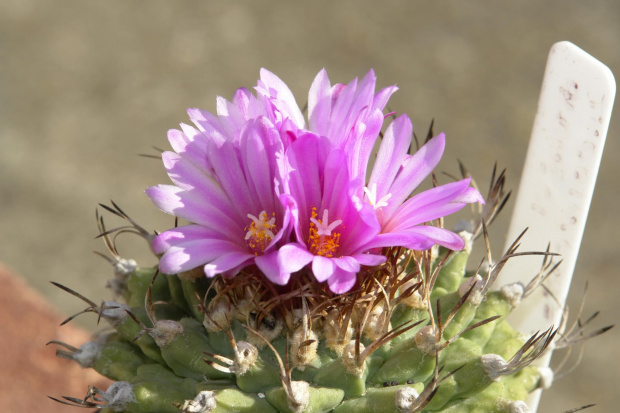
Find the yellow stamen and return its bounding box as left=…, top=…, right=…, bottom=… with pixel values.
left=245, top=211, right=276, bottom=255
left=308, top=207, right=342, bottom=257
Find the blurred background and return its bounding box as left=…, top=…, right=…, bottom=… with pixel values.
left=1, top=1, right=618, bottom=411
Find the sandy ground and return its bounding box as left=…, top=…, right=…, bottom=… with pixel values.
left=1, top=1, right=619, bottom=411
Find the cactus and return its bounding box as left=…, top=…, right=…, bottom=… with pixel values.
left=48, top=70, right=611, bottom=413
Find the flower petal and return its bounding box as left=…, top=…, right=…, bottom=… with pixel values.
left=277, top=243, right=314, bottom=274
left=204, top=251, right=254, bottom=278
left=152, top=225, right=224, bottom=254
left=368, top=114, right=412, bottom=201
left=351, top=253, right=387, bottom=267
left=386, top=179, right=484, bottom=232
left=327, top=267, right=357, bottom=294
left=364, top=226, right=465, bottom=251
left=159, top=239, right=246, bottom=274
left=308, top=68, right=332, bottom=136
left=332, top=256, right=361, bottom=273
left=257, top=69, right=305, bottom=128
left=145, top=184, right=243, bottom=236
left=385, top=133, right=446, bottom=216
left=312, top=255, right=336, bottom=282
left=255, top=251, right=290, bottom=285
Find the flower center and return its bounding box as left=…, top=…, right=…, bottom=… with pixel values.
left=245, top=211, right=276, bottom=255
left=364, top=183, right=392, bottom=209
left=308, top=208, right=342, bottom=257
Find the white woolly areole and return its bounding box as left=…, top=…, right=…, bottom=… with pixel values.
left=182, top=391, right=217, bottom=413
left=244, top=314, right=283, bottom=349
left=414, top=325, right=438, bottom=356
left=324, top=310, right=353, bottom=355
left=105, top=382, right=135, bottom=412
left=342, top=340, right=365, bottom=377
left=101, top=301, right=130, bottom=326
left=291, top=328, right=318, bottom=368
left=363, top=300, right=391, bottom=342
left=233, top=341, right=258, bottom=376
left=399, top=284, right=427, bottom=310
left=288, top=381, right=310, bottom=413
left=203, top=299, right=236, bottom=333
left=74, top=342, right=103, bottom=367
left=500, top=282, right=525, bottom=308
left=395, top=386, right=420, bottom=412
left=152, top=320, right=184, bottom=347
left=537, top=366, right=554, bottom=389
left=507, top=400, right=531, bottom=413
left=457, top=274, right=484, bottom=305
left=481, top=354, right=508, bottom=381
left=458, top=230, right=474, bottom=253
left=113, top=258, right=137, bottom=276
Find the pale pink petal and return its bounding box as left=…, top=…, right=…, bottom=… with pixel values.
left=159, top=239, right=246, bottom=274
left=364, top=226, right=465, bottom=251
left=204, top=251, right=255, bottom=278
left=152, top=225, right=225, bottom=254
left=255, top=251, right=290, bottom=285
left=368, top=114, right=413, bottom=200
left=387, top=179, right=484, bottom=232
left=277, top=244, right=314, bottom=274
left=312, top=255, right=336, bottom=282
left=385, top=133, right=446, bottom=216
left=258, top=69, right=305, bottom=128
left=327, top=267, right=357, bottom=294
left=332, top=256, right=360, bottom=273
left=351, top=253, right=387, bottom=267
left=308, top=69, right=332, bottom=136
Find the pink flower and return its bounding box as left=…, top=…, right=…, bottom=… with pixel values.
left=147, top=68, right=484, bottom=294
left=306, top=70, right=485, bottom=251
left=274, top=134, right=386, bottom=293
left=147, top=116, right=296, bottom=284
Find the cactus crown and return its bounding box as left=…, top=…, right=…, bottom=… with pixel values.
left=48, top=70, right=612, bottom=413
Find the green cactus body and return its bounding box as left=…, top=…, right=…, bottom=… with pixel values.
left=431, top=237, right=471, bottom=299
left=180, top=276, right=210, bottom=323
left=126, top=267, right=171, bottom=308
left=53, top=236, right=557, bottom=412
left=157, top=317, right=233, bottom=381
left=461, top=291, right=512, bottom=347
left=92, top=340, right=148, bottom=381
left=333, top=383, right=423, bottom=413
left=124, top=364, right=199, bottom=413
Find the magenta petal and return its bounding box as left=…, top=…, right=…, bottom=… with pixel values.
left=312, top=256, right=336, bottom=282
left=368, top=114, right=412, bottom=199
left=159, top=239, right=245, bottom=274
left=387, top=179, right=484, bottom=232
left=204, top=251, right=254, bottom=278
left=308, top=69, right=332, bottom=136
left=152, top=225, right=223, bottom=254
left=327, top=267, right=357, bottom=294
left=278, top=244, right=314, bottom=274
left=351, top=253, right=387, bottom=267
left=372, top=85, right=398, bottom=112
left=258, top=69, right=305, bottom=128
left=365, top=226, right=465, bottom=251
left=332, top=256, right=361, bottom=273
left=255, top=252, right=290, bottom=285
left=407, top=226, right=465, bottom=250
left=386, top=133, right=446, bottom=216
left=146, top=184, right=242, bottom=236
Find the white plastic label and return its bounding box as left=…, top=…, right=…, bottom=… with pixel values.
left=497, top=41, right=615, bottom=410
